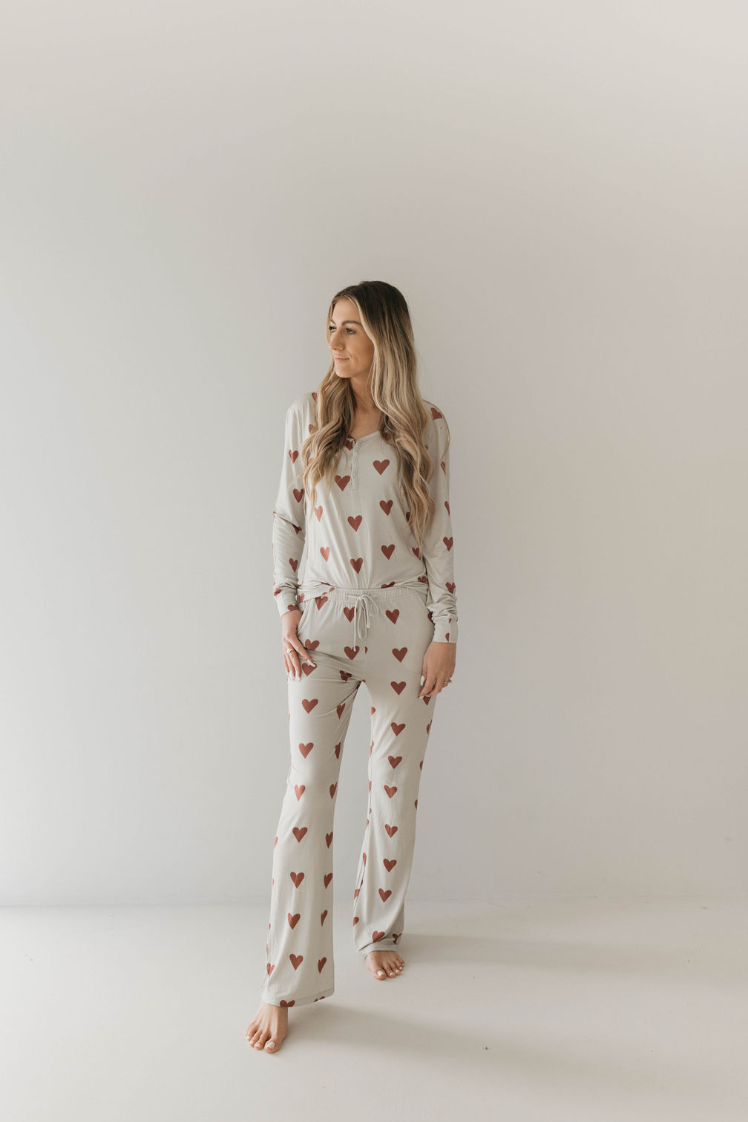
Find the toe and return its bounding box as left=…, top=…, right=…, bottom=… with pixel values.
left=265, top=1038, right=278, bottom=1052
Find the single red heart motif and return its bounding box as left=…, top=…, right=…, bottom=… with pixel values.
left=290, top=871, right=305, bottom=887
left=294, top=784, right=305, bottom=800
left=298, top=742, right=314, bottom=758
left=290, top=954, right=303, bottom=970
left=383, top=858, right=397, bottom=872
left=292, top=826, right=308, bottom=842
left=379, top=888, right=392, bottom=901
left=288, top=912, right=301, bottom=928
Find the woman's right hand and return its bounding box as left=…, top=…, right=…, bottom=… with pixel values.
left=282, top=607, right=316, bottom=679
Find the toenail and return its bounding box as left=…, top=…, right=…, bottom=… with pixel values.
left=377, top=970, right=384, bottom=975
left=267, top=1042, right=275, bottom=1049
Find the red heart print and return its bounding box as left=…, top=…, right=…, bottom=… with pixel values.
left=392, top=647, right=407, bottom=661
left=299, top=742, right=314, bottom=758
left=320, top=546, right=330, bottom=561
left=288, top=912, right=301, bottom=928
left=314, top=505, right=323, bottom=520
left=290, top=871, right=305, bottom=887
left=391, top=681, right=406, bottom=695
left=318, top=958, right=327, bottom=973
left=294, top=784, right=305, bottom=800
left=280, top=1000, right=295, bottom=1007
left=289, top=449, right=299, bottom=463
left=348, top=515, right=362, bottom=531
left=349, top=557, right=363, bottom=573
left=326, top=831, right=333, bottom=847
left=388, top=754, right=403, bottom=767
left=385, top=609, right=400, bottom=624
left=335, top=475, right=351, bottom=490
left=266, top=963, right=275, bottom=975
left=329, top=782, right=338, bottom=798
left=373, top=460, right=390, bottom=474
left=379, top=888, right=392, bottom=902
left=391, top=722, right=405, bottom=736
left=353, top=916, right=359, bottom=925
left=381, top=544, right=395, bottom=559
left=321, top=910, right=328, bottom=925
left=384, top=784, right=397, bottom=798
left=383, top=858, right=397, bottom=872
left=302, top=698, right=318, bottom=713
left=384, top=824, right=398, bottom=837
left=290, top=954, right=303, bottom=970
left=372, top=930, right=385, bottom=942
left=380, top=500, right=393, bottom=515
left=292, top=827, right=308, bottom=842
left=344, top=646, right=360, bottom=660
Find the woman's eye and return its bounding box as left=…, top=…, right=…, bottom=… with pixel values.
left=328, top=327, right=354, bottom=333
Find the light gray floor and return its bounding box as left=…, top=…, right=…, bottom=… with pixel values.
left=2, top=897, right=746, bottom=1122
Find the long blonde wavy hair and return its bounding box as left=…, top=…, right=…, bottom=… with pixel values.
left=297, top=280, right=449, bottom=559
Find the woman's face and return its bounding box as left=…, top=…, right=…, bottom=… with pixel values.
left=328, top=298, right=375, bottom=382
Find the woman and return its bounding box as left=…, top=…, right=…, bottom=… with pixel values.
left=246, top=280, right=459, bottom=1053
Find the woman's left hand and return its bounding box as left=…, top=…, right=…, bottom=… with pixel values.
left=418, top=641, right=456, bottom=698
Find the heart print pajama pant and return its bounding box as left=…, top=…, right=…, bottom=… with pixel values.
left=259, top=583, right=438, bottom=1008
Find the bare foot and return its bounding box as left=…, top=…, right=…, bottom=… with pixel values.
left=365, top=949, right=405, bottom=979
left=246, top=999, right=289, bottom=1053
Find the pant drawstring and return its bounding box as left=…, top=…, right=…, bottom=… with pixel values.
left=352, top=592, right=376, bottom=648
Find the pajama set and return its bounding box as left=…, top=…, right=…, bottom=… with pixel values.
left=260, top=389, right=458, bottom=1008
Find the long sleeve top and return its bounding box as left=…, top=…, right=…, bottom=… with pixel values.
left=272, top=391, right=458, bottom=643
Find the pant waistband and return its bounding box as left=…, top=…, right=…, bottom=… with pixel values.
left=298, top=579, right=428, bottom=646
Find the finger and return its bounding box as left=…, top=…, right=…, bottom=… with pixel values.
left=422, top=675, right=444, bottom=697
left=418, top=674, right=436, bottom=698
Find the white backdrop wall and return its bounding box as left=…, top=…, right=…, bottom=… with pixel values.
left=1, top=0, right=746, bottom=905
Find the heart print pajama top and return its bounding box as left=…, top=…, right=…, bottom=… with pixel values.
left=271, top=390, right=458, bottom=644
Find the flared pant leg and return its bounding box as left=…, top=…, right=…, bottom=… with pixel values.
left=259, top=594, right=363, bottom=1008
left=350, top=589, right=437, bottom=957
